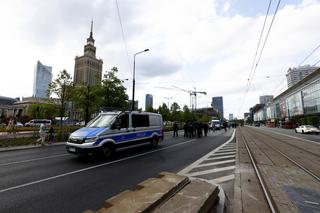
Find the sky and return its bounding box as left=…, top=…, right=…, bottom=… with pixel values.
left=1, top=0, right=320, bottom=119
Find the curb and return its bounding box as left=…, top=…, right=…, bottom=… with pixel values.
left=0, top=142, right=65, bottom=152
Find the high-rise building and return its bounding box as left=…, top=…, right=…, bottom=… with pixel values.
left=74, top=21, right=103, bottom=86
left=259, top=95, right=273, bottom=104
left=286, top=65, right=318, bottom=88
left=229, top=113, right=233, bottom=121
left=33, top=61, right=52, bottom=98
left=145, top=94, right=153, bottom=110
left=211, top=96, right=224, bottom=119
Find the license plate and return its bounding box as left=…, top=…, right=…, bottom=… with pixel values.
left=68, top=147, right=76, bottom=152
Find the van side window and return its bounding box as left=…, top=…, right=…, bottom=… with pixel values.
left=120, top=114, right=129, bottom=128
left=132, top=114, right=149, bottom=127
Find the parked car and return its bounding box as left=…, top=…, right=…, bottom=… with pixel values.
left=295, top=125, right=320, bottom=134
left=25, top=119, right=51, bottom=127
left=15, top=122, right=23, bottom=127
left=254, top=123, right=260, bottom=127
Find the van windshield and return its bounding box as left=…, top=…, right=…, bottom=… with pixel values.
left=86, top=114, right=117, bottom=128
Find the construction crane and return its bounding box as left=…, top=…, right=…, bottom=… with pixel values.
left=155, top=86, right=206, bottom=111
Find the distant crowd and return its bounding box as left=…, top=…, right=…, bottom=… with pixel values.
left=172, top=121, right=238, bottom=138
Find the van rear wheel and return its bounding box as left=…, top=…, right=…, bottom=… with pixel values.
left=150, top=137, right=159, bottom=148
left=101, top=145, right=114, bottom=158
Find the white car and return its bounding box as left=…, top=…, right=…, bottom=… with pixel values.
left=295, top=125, right=320, bottom=135
left=16, top=122, right=23, bottom=127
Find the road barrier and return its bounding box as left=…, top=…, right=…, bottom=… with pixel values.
left=84, top=172, right=220, bottom=213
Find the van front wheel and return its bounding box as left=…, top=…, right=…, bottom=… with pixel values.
left=101, top=145, right=114, bottom=158
left=150, top=137, right=159, bottom=148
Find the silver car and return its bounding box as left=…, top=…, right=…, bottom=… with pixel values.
left=295, top=125, right=320, bottom=135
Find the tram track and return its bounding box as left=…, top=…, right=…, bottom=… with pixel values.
left=239, top=130, right=277, bottom=213
left=248, top=127, right=320, bottom=158
left=237, top=127, right=320, bottom=213
left=244, top=127, right=320, bottom=182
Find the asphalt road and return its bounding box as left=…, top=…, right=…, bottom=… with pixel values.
left=0, top=129, right=235, bottom=213
left=248, top=126, right=320, bottom=144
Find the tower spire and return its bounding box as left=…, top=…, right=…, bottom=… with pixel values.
left=90, top=19, right=93, bottom=38
left=87, top=19, right=95, bottom=45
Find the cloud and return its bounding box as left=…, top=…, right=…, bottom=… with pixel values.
left=1, top=0, right=320, bottom=118
left=137, top=55, right=182, bottom=77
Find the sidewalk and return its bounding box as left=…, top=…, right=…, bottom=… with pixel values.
left=0, top=130, right=184, bottom=152
left=0, top=141, right=65, bottom=152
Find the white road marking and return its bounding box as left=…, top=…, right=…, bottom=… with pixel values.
left=187, top=166, right=235, bottom=177
left=215, top=149, right=236, bottom=153
left=304, top=200, right=319, bottom=205
left=209, top=174, right=235, bottom=184
left=178, top=130, right=236, bottom=175
left=210, top=152, right=236, bottom=156
left=0, top=139, right=196, bottom=193
left=196, top=159, right=236, bottom=168
left=0, top=154, right=69, bottom=167
left=206, top=155, right=235, bottom=160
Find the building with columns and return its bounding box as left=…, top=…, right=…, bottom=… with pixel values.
left=74, top=21, right=103, bottom=86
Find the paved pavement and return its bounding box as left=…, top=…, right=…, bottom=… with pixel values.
left=0, top=129, right=234, bottom=213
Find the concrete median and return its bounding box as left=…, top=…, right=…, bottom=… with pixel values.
left=84, top=172, right=221, bottom=213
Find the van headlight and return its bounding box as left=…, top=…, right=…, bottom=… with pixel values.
left=84, top=137, right=98, bottom=143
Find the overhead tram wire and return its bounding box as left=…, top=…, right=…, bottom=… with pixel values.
left=115, top=0, right=132, bottom=71
left=313, top=58, right=320, bottom=66
left=247, top=0, right=282, bottom=91
left=247, top=0, right=273, bottom=88
left=298, top=44, right=320, bottom=66
left=238, top=0, right=282, bottom=115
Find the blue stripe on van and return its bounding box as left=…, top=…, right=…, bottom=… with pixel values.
left=93, top=129, right=162, bottom=146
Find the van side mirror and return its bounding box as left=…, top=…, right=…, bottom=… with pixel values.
left=112, top=120, right=121, bottom=130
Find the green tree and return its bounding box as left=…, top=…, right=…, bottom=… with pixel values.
left=48, top=70, right=73, bottom=131
left=157, top=103, right=170, bottom=121
left=27, top=103, right=58, bottom=119
left=182, top=105, right=193, bottom=121
left=170, top=102, right=181, bottom=121
left=199, top=114, right=210, bottom=123
left=72, top=84, right=102, bottom=124
left=101, top=67, right=128, bottom=109
left=146, top=106, right=157, bottom=113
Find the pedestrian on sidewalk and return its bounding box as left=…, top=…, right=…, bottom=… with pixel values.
left=48, top=126, right=55, bottom=144
left=6, top=118, right=16, bottom=136
left=37, top=123, right=47, bottom=146
left=173, top=122, right=178, bottom=137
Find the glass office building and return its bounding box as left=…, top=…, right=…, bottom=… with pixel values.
left=211, top=96, right=224, bottom=119
left=253, top=68, right=320, bottom=121
left=33, top=61, right=53, bottom=98
left=145, top=94, right=153, bottom=110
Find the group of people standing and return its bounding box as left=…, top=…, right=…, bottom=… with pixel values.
left=184, top=121, right=210, bottom=138
left=4, top=118, right=55, bottom=146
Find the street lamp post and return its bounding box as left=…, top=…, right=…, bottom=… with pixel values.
left=132, top=49, right=149, bottom=111
left=164, top=97, right=172, bottom=108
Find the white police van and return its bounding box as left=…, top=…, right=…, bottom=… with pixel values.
left=66, top=111, right=163, bottom=158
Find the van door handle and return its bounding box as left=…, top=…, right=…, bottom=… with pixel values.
left=132, top=129, right=136, bottom=132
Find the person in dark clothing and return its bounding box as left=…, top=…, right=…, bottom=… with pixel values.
left=48, top=126, right=55, bottom=144
left=196, top=122, right=203, bottom=138
left=203, top=123, right=209, bottom=136
left=189, top=122, right=194, bottom=138
left=183, top=122, right=189, bottom=138
left=173, top=122, right=178, bottom=137
left=223, top=122, right=227, bottom=132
